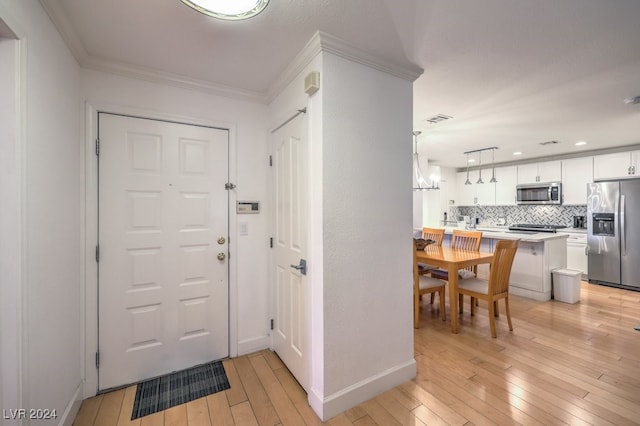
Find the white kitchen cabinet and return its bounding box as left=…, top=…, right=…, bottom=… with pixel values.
left=558, top=231, right=588, bottom=278
left=593, top=150, right=640, bottom=180
left=476, top=177, right=494, bottom=205
left=562, top=157, right=593, bottom=205
left=456, top=171, right=476, bottom=206
left=456, top=170, right=495, bottom=206
left=494, top=166, right=517, bottom=205
left=517, top=160, right=562, bottom=184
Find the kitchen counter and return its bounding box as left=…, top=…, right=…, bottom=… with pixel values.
left=443, top=226, right=570, bottom=243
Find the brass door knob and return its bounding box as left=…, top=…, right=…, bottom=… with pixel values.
left=217, top=252, right=226, bottom=261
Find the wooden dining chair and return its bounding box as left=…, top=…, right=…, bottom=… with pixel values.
left=413, top=240, right=446, bottom=328
left=430, top=229, right=483, bottom=311
left=417, top=227, right=445, bottom=276
left=457, top=239, right=520, bottom=338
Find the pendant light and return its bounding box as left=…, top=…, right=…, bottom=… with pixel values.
left=476, top=151, right=484, bottom=184
left=489, top=148, right=498, bottom=183
left=412, top=131, right=428, bottom=190
left=464, top=152, right=472, bottom=185
left=412, top=131, right=439, bottom=190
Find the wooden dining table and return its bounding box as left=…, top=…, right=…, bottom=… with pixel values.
left=416, top=245, right=494, bottom=333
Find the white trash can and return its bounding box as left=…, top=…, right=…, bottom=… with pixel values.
left=552, top=268, right=582, bottom=304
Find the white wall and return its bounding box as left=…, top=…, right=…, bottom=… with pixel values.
left=0, top=35, right=20, bottom=421
left=0, top=0, right=83, bottom=424
left=80, top=70, right=271, bottom=360
left=319, top=52, right=416, bottom=418
left=268, top=36, right=418, bottom=420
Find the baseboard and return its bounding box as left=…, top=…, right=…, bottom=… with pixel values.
left=58, top=381, right=83, bottom=426
left=237, top=334, right=270, bottom=356
left=308, top=358, right=416, bottom=421
left=510, top=286, right=551, bottom=301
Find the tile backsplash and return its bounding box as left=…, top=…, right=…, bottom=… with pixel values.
left=451, top=205, right=587, bottom=227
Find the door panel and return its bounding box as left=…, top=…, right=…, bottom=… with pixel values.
left=272, top=113, right=308, bottom=391
left=98, top=113, right=229, bottom=390
left=620, top=180, right=640, bottom=288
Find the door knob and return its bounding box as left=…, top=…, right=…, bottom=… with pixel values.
left=217, top=236, right=226, bottom=245
left=217, top=252, right=226, bottom=261
left=290, top=259, right=307, bottom=275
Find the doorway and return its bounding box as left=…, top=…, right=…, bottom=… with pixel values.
left=97, top=113, right=230, bottom=390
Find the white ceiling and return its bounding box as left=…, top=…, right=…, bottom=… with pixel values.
left=41, top=0, right=640, bottom=168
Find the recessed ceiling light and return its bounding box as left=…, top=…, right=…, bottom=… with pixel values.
left=468, top=158, right=476, bottom=163
left=513, top=151, right=523, bottom=156
left=575, top=141, right=587, bottom=146
left=180, top=0, right=269, bottom=20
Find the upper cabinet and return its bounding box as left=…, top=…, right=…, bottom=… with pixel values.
left=562, top=157, right=593, bottom=205
left=593, top=150, right=640, bottom=180
left=517, top=160, right=562, bottom=184
left=494, top=166, right=517, bottom=205
left=455, top=166, right=515, bottom=206
left=455, top=170, right=494, bottom=206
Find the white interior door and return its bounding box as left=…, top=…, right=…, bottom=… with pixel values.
left=98, top=113, right=229, bottom=390
left=272, top=113, right=309, bottom=391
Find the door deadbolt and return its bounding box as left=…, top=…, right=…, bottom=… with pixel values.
left=217, top=252, right=226, bottom=261
left=217, top=236, right=226, bottom=245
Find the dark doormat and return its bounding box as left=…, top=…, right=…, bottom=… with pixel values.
left=131, top=360, right=230, bottom=420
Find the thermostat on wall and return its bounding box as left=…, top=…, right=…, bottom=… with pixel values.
left=237, top=201, right=260, bottom=214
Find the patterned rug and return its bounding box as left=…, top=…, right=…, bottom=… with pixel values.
left=131, top=360, right=230, bottom=419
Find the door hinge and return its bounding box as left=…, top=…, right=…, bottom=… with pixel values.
left=95, top=351, right=100, bottom=369
left=269, top=155, right=273, bottom=167
left=270, top=319, right=274, bottom=330
left=95, top=244, right=100, bottom=263
left=95, top=138, right=100, bottom=156
left=225, top=182, right=236, bottom=190
left=270, top=237, right=273, bottom=248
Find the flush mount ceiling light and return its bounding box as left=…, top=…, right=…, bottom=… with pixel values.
left=180, top=0, right=269, bottom=20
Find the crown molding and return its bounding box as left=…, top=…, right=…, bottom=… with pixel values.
left=266, top=30, right=423, bottom=103
left=82, top=55, right=267, bottom=103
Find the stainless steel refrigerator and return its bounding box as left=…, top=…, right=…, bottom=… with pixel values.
left=587, top=180, right=640, bottom=290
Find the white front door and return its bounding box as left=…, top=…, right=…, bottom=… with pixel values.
left=98, top=113, right=229, bottom=390
left=272, top=113, right=309, bottom=391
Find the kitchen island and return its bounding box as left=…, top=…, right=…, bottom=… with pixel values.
left=441, top=226, right=568, bottom=301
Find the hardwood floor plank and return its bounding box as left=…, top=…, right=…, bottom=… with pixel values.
left=73, top=394, right=104, bottom=426
left=229, top=401, right=258, bottom=426
left=249, top=354, right=304, bottom=425
left=222, top=358, right=248, bottom=407
left=324, top=413, right=354, bottom=426
left=232, top=356, right=280, bottom=425
left=117, top=386, right=141, bottom=426
left=273, top=367, right=322, bottom=426
left=374, top=391, right=426, bottom=426
left=206, top=391, right=234, bottom=426
left=164, top=404, right=187, bottom=426
left=139, top=412, right=164, bottom=426
left=186, top=398, right=211, bottom=426
left=393, top=377, right=466, bottom=425
left=94, top=389, right=126, bottom=426
left=359, top=399, right=401, bottom=426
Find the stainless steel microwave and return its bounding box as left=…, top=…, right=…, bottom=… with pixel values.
left=516, top=182, right=562, bottom=205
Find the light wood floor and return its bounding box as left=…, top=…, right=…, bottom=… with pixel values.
left=74, top=281, right=640, bottom=425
